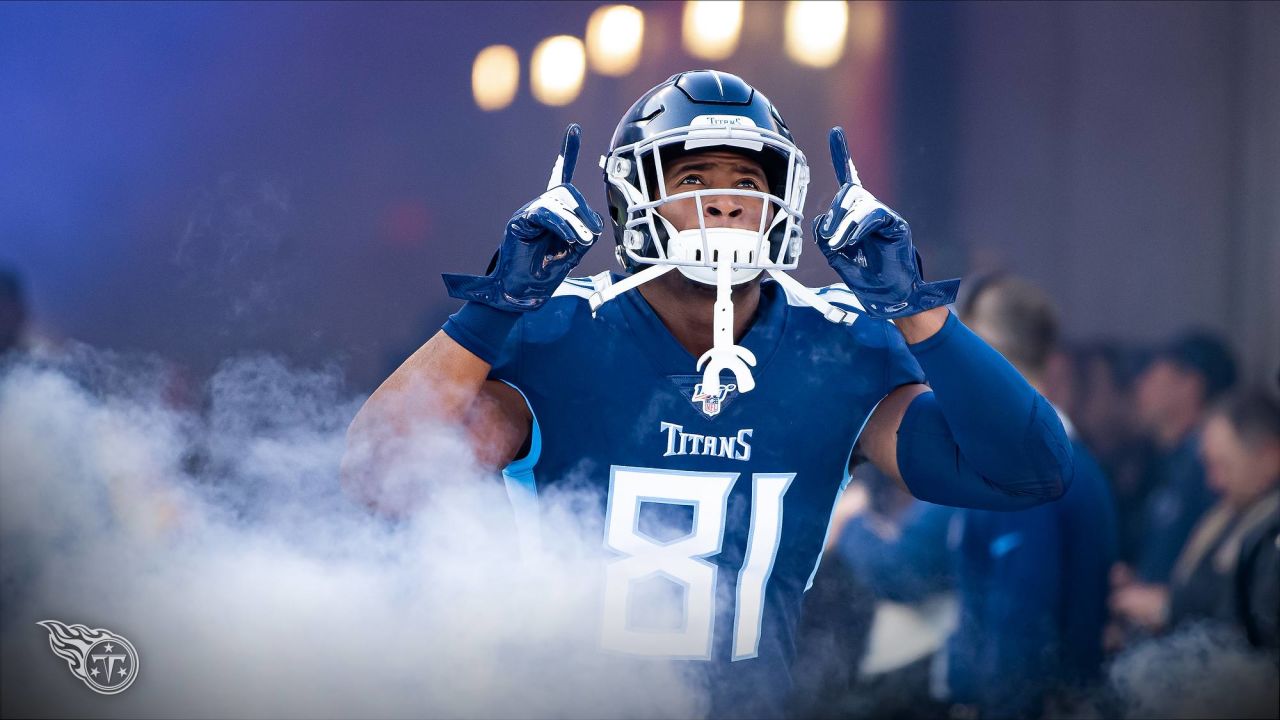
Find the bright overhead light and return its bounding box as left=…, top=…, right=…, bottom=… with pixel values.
left=785, top=1, right=849, bottom=69
left=849, top=1, right=887, bottom=58
left=682, top=1, right=743, bottom=61
left=531, top=35, right=586, bottom=106
left=586, top=5, right=645, bottom=76
left=471, top=44, right=519, bottom=111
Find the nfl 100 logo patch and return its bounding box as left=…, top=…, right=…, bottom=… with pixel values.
left=691, top=382, right=735, bottom=417
left=669, top=375, right=742, bottom=419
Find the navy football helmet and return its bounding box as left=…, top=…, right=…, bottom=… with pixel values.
left=601, top=70, right=810, bottom=285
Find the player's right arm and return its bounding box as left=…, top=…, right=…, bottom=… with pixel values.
left=340, top=333, right=530, bottom=515
left=341, top=125, right=602, bottom=515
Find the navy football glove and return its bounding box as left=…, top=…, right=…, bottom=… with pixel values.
left=443, top=124, right=603, bottom=312
left=812, top=127, right=960, bottom=319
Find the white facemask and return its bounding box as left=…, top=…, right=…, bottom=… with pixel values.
left=594, top=122, right=855, bottom=396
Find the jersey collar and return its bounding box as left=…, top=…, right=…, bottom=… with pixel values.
left=615, top=272, right=788, bottom=383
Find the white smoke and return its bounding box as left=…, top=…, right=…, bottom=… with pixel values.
left=1104, top=622, right=1279, bottom=720
left=0, top=347, right=706, bottom=718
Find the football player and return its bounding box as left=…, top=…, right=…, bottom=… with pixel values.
left=343, top=71, right=1074, bottom=718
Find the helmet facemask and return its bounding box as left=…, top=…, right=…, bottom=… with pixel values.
left=604, top=119, right=810, bottom=284
left=594, top=119, right=811, bottom=396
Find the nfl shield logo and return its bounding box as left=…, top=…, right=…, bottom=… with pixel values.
left=691, top=383, right=735, bottom=417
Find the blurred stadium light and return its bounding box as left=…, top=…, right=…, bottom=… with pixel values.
left=682, top=1, right=744, bottom=61
left=531, top=35, right=586, bottom=106
left=785, top=1, right=849, bottom=69
left=848, top=1, right=887, bottom=58
left=586, top=5, right=645, bottom=77
left=471, top=44, right=520, bottom=111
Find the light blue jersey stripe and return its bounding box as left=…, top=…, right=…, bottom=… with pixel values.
left=804, top=395, right=884, bottom=591
left=500, top=381, right=543, bottom=556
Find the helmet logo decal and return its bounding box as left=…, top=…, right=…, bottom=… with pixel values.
left=690, top=114, right=758, bottom=128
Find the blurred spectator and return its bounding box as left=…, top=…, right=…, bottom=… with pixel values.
left=1071, top=342, right=1149, bottom=459
left=1235, top=499, right=1280, bottom=652
left=1125, top=331, right=1237, bottom=585
left=0, top=266, right=28, bottom=357
left=1038, top=338, right=1077, bottom=419
left=791, top=465, right=880, bottom=720
left=1111, top=390, right=1280, bottom=651
left=831, top=467, right=955, bottom=606
left=950, top=274, right=1119, bottom=718
left=789, top=555, right=878, bottom=720
left=812, top=462, right=956, bottom=720
left=1071, top=342, right=1155, bottom=567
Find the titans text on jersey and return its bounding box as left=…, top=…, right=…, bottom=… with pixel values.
left=660, top=422, right=753, bottom=460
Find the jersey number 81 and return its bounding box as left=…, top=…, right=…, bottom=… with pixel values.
left=601, top=466, right=794, bottom=661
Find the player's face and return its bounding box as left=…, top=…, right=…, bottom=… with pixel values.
left=659, top=151, right=772, bottom=232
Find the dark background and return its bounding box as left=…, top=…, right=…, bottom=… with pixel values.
left=2, top=1, right=1276, bottom=393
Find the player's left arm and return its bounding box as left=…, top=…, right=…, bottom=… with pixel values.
left=816, top=128, right=1072, bottom=509
left=856, top=311, right=1072, bottom=508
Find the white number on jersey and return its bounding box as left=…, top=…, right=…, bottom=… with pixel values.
left=600, top=465, right=794, bottom=660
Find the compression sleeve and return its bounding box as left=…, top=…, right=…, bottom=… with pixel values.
left=895, top=312, right=1073, bottom=510
left=441, top=301, right=521, bottom=366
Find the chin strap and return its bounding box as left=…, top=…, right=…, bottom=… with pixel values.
left=586, top=264, right=673, bottom=315
left=765, top=270, right=859, bottom=324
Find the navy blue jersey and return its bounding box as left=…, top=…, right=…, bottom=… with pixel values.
left=490, top=274, right=924, bottom=717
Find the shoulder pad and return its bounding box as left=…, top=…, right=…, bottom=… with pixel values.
left=813, top=283, right=866, bottom=311
left=551, top=276, right=597, bottom=300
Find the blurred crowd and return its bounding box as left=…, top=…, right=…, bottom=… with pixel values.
left=792, top=274, right=1280, bottom=719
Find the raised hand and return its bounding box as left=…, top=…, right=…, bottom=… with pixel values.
left=812, top=127, right=959, bottom=320
left=443, top=124, right=603, bottom=312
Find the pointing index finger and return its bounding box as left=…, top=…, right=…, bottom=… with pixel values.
left=547, top=123, right=582, bottom=191
left=827, top=127, right=862, bottom=188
